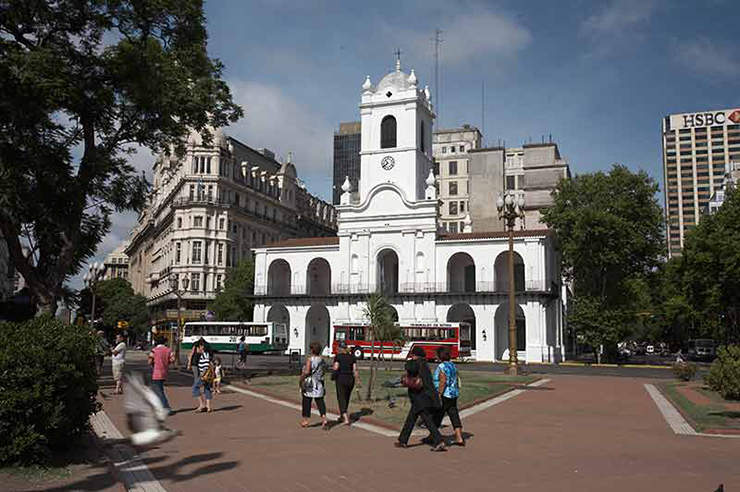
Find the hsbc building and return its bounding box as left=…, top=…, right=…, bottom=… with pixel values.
left=662, top=108, right=740, bottom=257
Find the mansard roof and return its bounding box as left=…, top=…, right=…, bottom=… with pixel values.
left=437, top=229, right=552, bottom=241
left=264, top=236, right=339, bottom=249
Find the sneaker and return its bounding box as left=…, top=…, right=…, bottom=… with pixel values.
left=431, top=442, right=447, bottom=452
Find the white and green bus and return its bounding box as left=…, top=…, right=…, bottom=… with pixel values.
left=181, top=321, right=287, bottom=355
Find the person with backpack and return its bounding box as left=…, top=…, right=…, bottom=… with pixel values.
left=430, top=345, right=465, bottom=446
left=299, top=342, right=328, bottom=430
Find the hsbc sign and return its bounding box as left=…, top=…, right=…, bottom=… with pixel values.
left=669, top=108, right=740, bottom=130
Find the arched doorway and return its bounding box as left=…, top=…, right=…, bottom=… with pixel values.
left=388, top=305, right=400, bottom=322
left=305, top=304, right=330, bottom=355
left=447, top=303, right=476, bottom=350
left=377, top=249, right=399, bottom=295
left=494, top=302, right=526, bottom=361
left=447, top=252, right=476, bottom=293
left=267, top=259, right=291, bottom=295
left=494, top=252, right=525, bottom=292
left=267, top=304, right=290, bottom=346
left=306, top=258, right=331, bottom=295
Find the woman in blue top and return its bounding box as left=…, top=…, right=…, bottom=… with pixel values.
left=431, top=345, right=465, bottom=446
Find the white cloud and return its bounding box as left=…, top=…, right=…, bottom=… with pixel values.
left=225, top=79, right=334, bottom=199
left=673, top=37, right=740, bottom=81
left=398, top=9, right=531, bottom=66
left=580, top=0, right=658, bottom=56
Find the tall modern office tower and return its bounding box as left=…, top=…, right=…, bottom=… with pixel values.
left=332, top=121, right=361, bottom=204
left=662, top=108, right=740, bottom=257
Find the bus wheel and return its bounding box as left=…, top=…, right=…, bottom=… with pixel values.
left=353, top=347, right=364, bottom=360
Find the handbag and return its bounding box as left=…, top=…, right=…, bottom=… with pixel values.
left=401, top=374, right=424, bottom=392
left=202, top=363, right=216, bottom=384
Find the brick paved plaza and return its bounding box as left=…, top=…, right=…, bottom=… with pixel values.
left=92, top=353, right=739, bottom=492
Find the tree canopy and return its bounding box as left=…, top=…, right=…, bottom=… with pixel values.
left=542, top=164, right=665, bottom=360
left=672, top=186, right=740, bottom=343
left=208, top=259, right=254, bottom=321
left=78, top=278, right=149, bottom=337
left=0, top=0, right=243, bottom=314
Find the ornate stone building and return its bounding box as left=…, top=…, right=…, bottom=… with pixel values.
left=125, top=128, right=336, bottom=329
left=252, top=58, right=566, bottom=363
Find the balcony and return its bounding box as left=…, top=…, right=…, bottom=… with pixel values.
left=253, top=279, right=552, bottom=297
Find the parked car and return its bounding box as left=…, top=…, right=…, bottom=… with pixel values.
left=686, top=339, right=716, bottom=361
left=646, top=344, right=655, bottom=354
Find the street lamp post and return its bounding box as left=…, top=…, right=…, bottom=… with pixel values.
left=169, top=273, right=190, bottom=366
left=497, top=190, right=526, bottom=375
left=83, top=262, right=106, bottom=330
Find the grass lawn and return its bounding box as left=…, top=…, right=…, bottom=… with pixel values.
left=658, top=381, right=740, bottom=432
left=241, top=368, right=537, bottom=427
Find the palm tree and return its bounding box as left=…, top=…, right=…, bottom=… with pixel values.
left=362, top=293, right=393, bottom=401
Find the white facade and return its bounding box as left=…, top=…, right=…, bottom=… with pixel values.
left=253, top=59, right=565, bottom=363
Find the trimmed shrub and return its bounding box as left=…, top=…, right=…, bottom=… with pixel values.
left=672, top=361, right=697, bottom=381
left=0, top=317, right=100, bottom=464
left=704, top=345, right=740, bottom=401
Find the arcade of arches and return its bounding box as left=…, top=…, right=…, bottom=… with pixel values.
left=307, top=258, right=331, bottom=295
left=377, top=249, right=399, bottom=295
left=267, top=259, right=291, bottom=295
left=494, top=251, right=525, bottom=292
left=305, top=304, right=330, bottom=354
left=447, top=303, right=476, bottom=350
left=494, top=302, right=526, bottom=361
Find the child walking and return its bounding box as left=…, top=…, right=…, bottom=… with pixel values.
left=213, top=357, right=223, bottom=394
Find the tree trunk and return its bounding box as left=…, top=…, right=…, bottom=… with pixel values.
left=365, top=333, right=376, bottom=401
left=35, top=290, right=58, bottom=317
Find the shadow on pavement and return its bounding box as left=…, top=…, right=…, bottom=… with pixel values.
left=141, top=452, right=240, bottom=485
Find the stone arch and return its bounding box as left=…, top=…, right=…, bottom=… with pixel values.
left=305, top=304, right=330, bottom=355
left=494, top=302, right=526, bottom=361
left=267, top=259, right=291, bottom=295
left=494, top=251, right=525, bottom=292
left=267, top=304, right=290, bottom=346
left=447, top=303, right=477, bottom=350
left=447, top=252, right=476, bottom=293
left=376, top=248, right=399, bottom=295
left=306, top=257, right=331, bottom=295
left=381, top=115, right=397, bottom=149
left=388, top=305, right=400, bottom=322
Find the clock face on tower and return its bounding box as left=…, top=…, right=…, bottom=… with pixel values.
left=381, top=155, right=395, bottom=170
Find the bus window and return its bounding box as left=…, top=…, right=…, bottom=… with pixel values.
left=350, top=327, right=366, bottom=341
left=335, top=329, right=347, bottom=341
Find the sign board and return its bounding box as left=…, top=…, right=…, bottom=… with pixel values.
left=668, top=108, right=740, bottom=130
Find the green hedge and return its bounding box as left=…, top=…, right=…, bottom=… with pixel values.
left=0, top=317, right=100, bottom=464
left=672, top=361, right=697, bottom=381
left=704, top=345, right=740, bottom=401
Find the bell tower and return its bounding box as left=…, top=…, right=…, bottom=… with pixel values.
left=357, top=54, right=435, bottom=203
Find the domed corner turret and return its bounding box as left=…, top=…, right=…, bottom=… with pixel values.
left=187, top=126, right=228, bottom=149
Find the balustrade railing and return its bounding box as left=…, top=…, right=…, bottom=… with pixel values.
left=254, top=278, right=551, bottom=296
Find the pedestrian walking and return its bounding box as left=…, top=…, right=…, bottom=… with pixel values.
left=95, top=330, right=110, bottom=375
left=190, top=340, right=215, bottom=413
left=111, top=333, right=127, bottom=394
left=332, top=341, right=360, bottom=425
left=237, top=336, right=247, bottom=368
left=148, top=336, right=176, bottom=414
left=299, top=342, right=328, bottom=429
left=430, top=345, right=465, bottom=446
left=396, top=346, right=446, bottom=452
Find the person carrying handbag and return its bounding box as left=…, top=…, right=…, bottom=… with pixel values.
left=428, top=345, right=465, bottom=446
left=299, top=342, right=328, bottom=429
left=395, top=346, right=446, bottom=452
left=192, top=340, right=215, bottom=413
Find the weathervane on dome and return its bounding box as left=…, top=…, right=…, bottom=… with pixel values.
left=394, top=47, right=402, bottom=72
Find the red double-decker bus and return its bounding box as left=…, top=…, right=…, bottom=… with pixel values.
left=332, top=322, right=472, bottom=361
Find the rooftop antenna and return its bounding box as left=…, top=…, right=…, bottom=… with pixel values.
left=393, top=47, right=402, bottom=72
left=433, top=28, right=443, bottom=125
left=481, top=81, right=485, bottom=147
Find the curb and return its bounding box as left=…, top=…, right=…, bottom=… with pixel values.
left=560, top=362, right=672, bottom=369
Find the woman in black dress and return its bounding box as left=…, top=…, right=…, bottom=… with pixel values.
left=395, top=346, right=446, bottom=452
left=332, top=341, right=360, bottom=425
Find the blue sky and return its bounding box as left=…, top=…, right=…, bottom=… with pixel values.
left=75, top=0, right=740, bottom=290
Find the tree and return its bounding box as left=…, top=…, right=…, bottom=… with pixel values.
left=208, top=259, right=254, bottom=321
left=78, top=278, right=149, bottom=338
left=678, top=186, right=740, bottom=344
left=542, top=164, right=665, bottom=361
left=0, top=1, right=243, bottom=315
left=362, top=293, right=393, bottom=401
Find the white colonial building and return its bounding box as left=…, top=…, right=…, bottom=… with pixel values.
left=253, top=59, right=566, bottom=363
